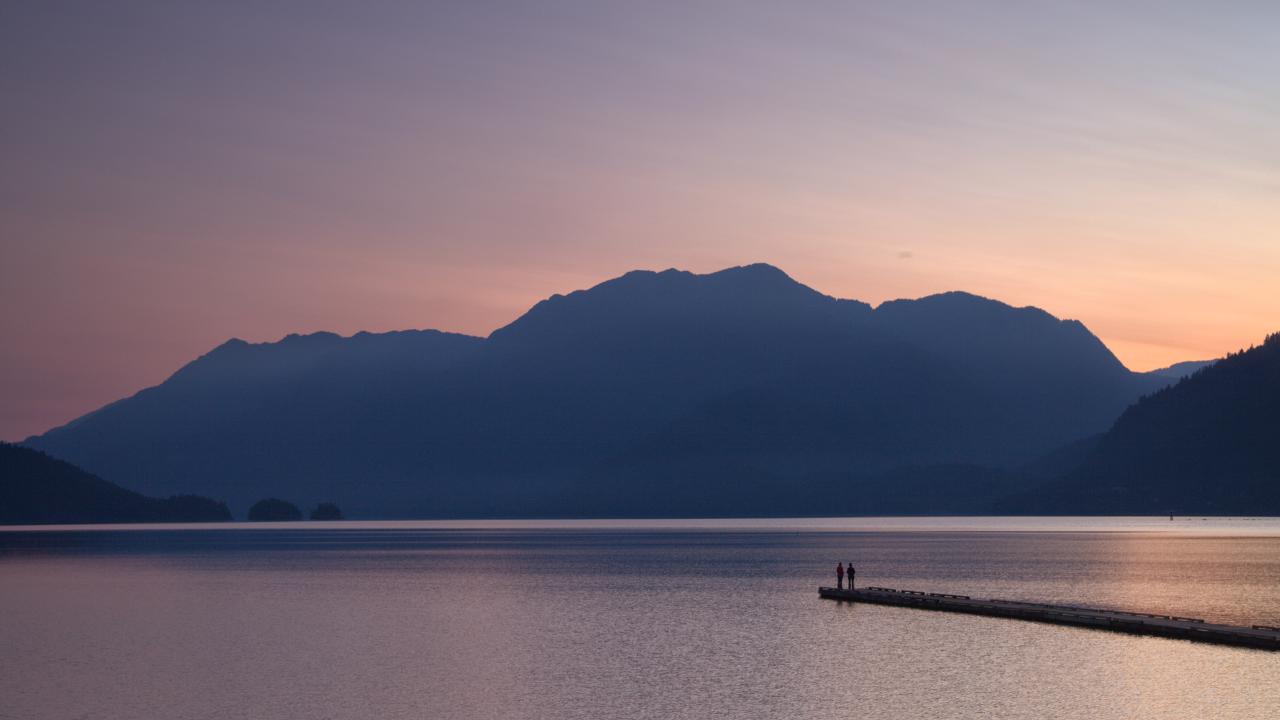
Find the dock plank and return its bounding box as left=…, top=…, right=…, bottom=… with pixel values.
left=819, top=586, right=1280, bottom=651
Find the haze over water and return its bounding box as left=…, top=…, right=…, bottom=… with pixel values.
left=3, top=517, right=1278, bottom=720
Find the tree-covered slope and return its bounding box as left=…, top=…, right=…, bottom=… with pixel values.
left=1007, top=333, right=1280, bottom=514
left=1, top=443, right=231, bottom=524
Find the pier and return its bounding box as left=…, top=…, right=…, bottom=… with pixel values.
left=819, top=586, right=1280, bottom=651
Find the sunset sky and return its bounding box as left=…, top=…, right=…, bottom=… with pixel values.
left=3, top=1, right=1278, bottom=440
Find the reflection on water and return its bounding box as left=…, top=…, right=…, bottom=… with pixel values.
left=1, top=519, right=1278, bottom=720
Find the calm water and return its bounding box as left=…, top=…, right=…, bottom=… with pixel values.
left=2, top=517, right=1278, bottom=720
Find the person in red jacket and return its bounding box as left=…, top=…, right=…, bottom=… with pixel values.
left=836, top=562, right=845, bottom=589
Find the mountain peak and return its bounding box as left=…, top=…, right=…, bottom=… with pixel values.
left=279, top=331, right=343, bottom=345
left=878, top=291, right=1053, bottom=321
left=488, top=264, right=849, bottom=344
left=707, top=262, right=792, bottom=280
left=871, top=289, right=1130, bottom=376
left=592, top=263, right=800, bottom=293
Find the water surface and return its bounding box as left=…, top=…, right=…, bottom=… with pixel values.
left=2, top=517, right=1278, bottom=719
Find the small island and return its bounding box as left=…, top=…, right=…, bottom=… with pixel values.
left=309, top=502, right=343, bottom=520
left=247, top=497, right=302, bottom=521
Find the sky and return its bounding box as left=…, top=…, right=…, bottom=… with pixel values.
left=2, top=1, right=1278, bottom=440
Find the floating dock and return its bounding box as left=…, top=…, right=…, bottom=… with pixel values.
left=819, top=586, right=1280, bottom=651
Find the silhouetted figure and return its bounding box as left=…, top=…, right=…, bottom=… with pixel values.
left=848, top=563, right=855, bottom=590
left=836, top=562, right=844, bottom=589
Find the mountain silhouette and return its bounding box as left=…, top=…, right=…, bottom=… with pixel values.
left=1002, top=333, right=1280, bottom=514
left=1145, top=359, right=1215, bottom=380
left=1, top=443, right=231, bottom=524
left=24, top=264, right=1170, bottom=517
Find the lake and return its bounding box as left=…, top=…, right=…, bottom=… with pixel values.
left=2, top=517, right=1278, bottom=719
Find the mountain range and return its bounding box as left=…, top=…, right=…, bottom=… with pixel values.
left=21, top=264, right=1211, bottom=517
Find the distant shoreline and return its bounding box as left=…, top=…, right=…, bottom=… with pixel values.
left=4, top=515, right=1279, bottom=536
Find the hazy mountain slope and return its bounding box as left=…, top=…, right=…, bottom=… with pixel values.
left=1145, top=359, right=1216, bottom=380
left=1017, top=433, right=1103, bottom=480
left=1005, top=333, right=1280, bottom=514
left=24, top=264, right=1166, bottom=517
left=30, top=330, right=485, bottom=515
left=870, top=291, right=1160, bottom=458
left=0, top=443, right=230, bottom=524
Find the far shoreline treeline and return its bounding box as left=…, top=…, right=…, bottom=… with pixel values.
left=0, top=443, right=347, bottom=525
left=1, top=443, right=230, bottom=524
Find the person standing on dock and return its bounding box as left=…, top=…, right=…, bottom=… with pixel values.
left=848, top=563, right=855, bottom=590
left=836, top=562, right=844, bottom=589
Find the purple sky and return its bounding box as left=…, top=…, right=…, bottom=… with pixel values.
left=3, top=1, right=1279, bottom=440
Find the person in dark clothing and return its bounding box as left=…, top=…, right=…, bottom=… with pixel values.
left=847, top=563, right=855, bottom=590
left=836, top=562, right=844, bottom=589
